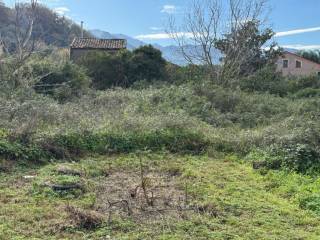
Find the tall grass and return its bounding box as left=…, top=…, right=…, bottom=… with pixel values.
left=0, top=81, right=319, bottom=172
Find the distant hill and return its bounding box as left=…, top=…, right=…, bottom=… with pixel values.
left=90, top=29, right=190, bottom=65
left=90, top=29, right=225, bottom=65
left=0, top=3, right=91, bottom=51
left=90, top=29, right=145, bottom=50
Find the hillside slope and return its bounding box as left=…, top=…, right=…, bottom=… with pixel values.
left=0, top=3, right=90, bottom=50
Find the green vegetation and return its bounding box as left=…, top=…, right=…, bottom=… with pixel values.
left=297, top=50, right=320, bottom=64
left=78, top=45, right=167, bottom=89
left=0, top=1, right=91, bottom=50
left=2, top=154, right=320, bottom=239
left=1, top=69, right=320, bottom=238
left=1, top=2, right=320, bottom=238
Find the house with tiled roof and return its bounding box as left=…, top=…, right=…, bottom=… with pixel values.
left=70, top=38, right=127, bottom=61
left=276, top=51, right=320, bottom=77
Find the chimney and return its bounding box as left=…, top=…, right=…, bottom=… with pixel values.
left=81, top=21, right=84, bottom=38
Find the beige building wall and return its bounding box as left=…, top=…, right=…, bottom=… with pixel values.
left=276, top=52, right=320, bottom=77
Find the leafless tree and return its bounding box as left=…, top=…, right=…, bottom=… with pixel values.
left=14, top=0, right=38, bottom=63
left=167, top=0, right=271, bottom=83
left=0, top=0, right=39, bottom=88
left=168, top=0, right=222, bottom=73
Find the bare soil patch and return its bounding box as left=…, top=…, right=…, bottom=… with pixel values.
left=94, top=169, right=194, bottom=223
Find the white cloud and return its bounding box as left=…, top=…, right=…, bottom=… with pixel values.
left=161, top=5, right=176, bottom=14
left=280, top=44, right=320, bottom=50
left=135, top=32, right=193, bottom=40
left=53, top=6, right=70, bottom=15
left=28, top=0, right=63, bottom=6
left=150, top=27, right=163, bottom=31
left=275, top=27, right=320, bottom=37
left=138, top=25, right=320, bottom=44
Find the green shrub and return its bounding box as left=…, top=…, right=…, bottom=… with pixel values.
left=0, top=129, right=8, bottom=139
left=239, top=67, right=320, bottom=97
left=193, top=83, right=293, bottom=128
left=129, top=45, right=167, bottom=83
left=0, top=139, right=48, bottom=161
left=240, top=66, right=288, bottom=96
left=294, top=88, right=320, bottom=98
left=53, top=128, right=209, bottom=155
left=247, top=143, right=320, bottom=174
left=35, top=62, right=91, bottom=102
left=281, top=144, right=320, bottom=174
left=78, top=50, right=132, bottom=89
left=299, top=194, right=320, bottom=213
left=79, top=45, right=167, bottom=90
left=287, top=76, right=320, bottom=93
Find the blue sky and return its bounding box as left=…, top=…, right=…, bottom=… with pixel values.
left=3, top=0, right=320, bottom=49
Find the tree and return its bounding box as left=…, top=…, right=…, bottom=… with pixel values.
left=215, top=20, right=279, bottom=84
left=32, top=5, right=91, bottom=47
left=297, top=50, right=320, bottom=64
left=167, top=0, right=277, bottom=84
left=79, top=46, right=167, bottom=90
left=129, top=45, right=167, bottom=83
left=14, top=0, right=38, bottom=63
left=79, top=50, right=132, bottom=89
left=0, top=0, right=39, bottom=89
left=0, top=1, right=11, bottom=24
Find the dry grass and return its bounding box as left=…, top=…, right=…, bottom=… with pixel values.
left=65, top=205, right=104, bottom=230
left=95, top=169, right=194, bottom=223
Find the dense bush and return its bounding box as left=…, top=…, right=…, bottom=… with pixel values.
left=53, top=127, right=208, bottom=155
left=78, top=50, right=132, bottom=89
left=240, top=66, right=288, bottom=96
left=192, top=83, right=294, bottom=128
left=0, top=127, right=209, bottom=162
left=35, top=62, right=91, bottom=102
left=287, top=75, right=320, bottom=93
left=299, top=194, right=320, bottom=213
left=1, top=75, right=320, bottom=174
left=0, top=139, right=48, bottom=161
left=239, top=67, right=320, bottom=98
left=281, top=143, right=320, bottom=174
left=294, top=88, right=320, bottom=98
left=129, top=45, right=167, bottom=83
left=246, top=142, right=320, bottom=174
left=79, top=45, right=168, bottom=89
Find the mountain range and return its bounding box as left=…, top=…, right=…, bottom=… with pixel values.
left=90, top=29, right=303, bottom=66
left=90, top=29, right=189, bottom=65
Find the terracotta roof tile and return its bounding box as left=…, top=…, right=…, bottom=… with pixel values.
left=71, top=38, right=127, bottom=50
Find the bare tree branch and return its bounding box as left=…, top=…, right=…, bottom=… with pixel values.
left=167, top=0, right=271, bottom=84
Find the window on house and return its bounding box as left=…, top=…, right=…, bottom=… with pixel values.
left=318, top=72, right=320, bottom=77
left=296, top=60, right=302, bottom=68
left=283, top=59, right=288, bottom=68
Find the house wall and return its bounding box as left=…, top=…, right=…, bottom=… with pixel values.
left=70, top=48, right=119, bottom=62
left=276, top=52, right=320, bottom=77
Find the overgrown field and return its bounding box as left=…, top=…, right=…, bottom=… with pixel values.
left=1, top=81, right=320, bottom=239
left=2, top=154, right=320, bottom=239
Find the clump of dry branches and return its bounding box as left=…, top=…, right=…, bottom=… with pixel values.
left=66, top=205, right=104, bottom=230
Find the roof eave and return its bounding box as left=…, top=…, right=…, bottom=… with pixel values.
left=70, top=47, right=127, bottom=50
left=282, top=51, right=320, bottom=67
